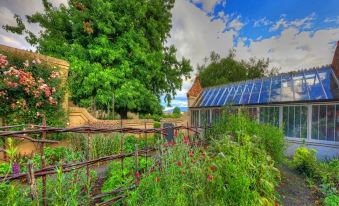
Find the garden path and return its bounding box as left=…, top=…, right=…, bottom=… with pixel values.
left=277, top=164, right=319, bottom=206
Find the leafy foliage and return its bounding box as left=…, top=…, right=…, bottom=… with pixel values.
left=198, top=50, right=279, bottom=88
left=126, top=130, right=281, bottom=205
left=173, top=107, right=181, bottom=115
left=4, top=0, right=192, bottom=118
left=0, top=52, right=65, bottom=126
left=206, top=112, right=285, bottom=162
left=292, top=147, right=317, bottom=177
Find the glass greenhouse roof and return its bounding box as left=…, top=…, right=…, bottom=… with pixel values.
left=192, top=66, right=339, bottom=108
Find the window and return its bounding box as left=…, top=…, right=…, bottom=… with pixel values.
left=191, top=110, right=199, bottom=127
left=312, top=104, right=339, bottom=142
left=246, top=107, right=258, bottom=120
left=200, top=109, right=211, bottom=126
left=212, top=109, right=221, bottom=123
left=283, top=106, right=307, bottom=138
left=259, top=107, right=279, bottom=127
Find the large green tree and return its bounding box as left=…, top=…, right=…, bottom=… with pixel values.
left=198, top=50, right=278, bottom=88
left=4, top=0, right=192, bottom=118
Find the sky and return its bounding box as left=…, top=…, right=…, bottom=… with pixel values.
left=1, top=0, right=339, bottom=111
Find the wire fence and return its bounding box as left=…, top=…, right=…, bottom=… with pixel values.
left=0, top=117, right=203, bottom=205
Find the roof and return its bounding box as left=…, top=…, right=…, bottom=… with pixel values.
left=191, top=66, right=339, bottom=108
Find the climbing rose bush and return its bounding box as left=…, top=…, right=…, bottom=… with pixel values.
left=0, top=53, right=65, bottom=126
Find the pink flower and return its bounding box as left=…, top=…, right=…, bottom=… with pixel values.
left=50, top=71, right=60, bottom=79
left=23, top=60, right=29, bottom=67
left=0, top=54, right=8, bottom=68
left=36, top=102, right=43, bottom=107
left=207, top=175, right=213, bottom=182
left=48, top=96, right=57, bottom=105
left=11, top=103, right=16, bottom=109
left=210, top=165, right=216, bottom=171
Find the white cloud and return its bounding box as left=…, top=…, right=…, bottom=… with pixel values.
left=253, top=17, right=272, bottom=27
left=324, top=16, right=339, bottom=24
left=191, top=0, right=223, bottom=13
left=269, top=13, right=316, bottom=32
left=227, top=15, right=245, bottom=31
left=236, top=28, right=339, bottom=72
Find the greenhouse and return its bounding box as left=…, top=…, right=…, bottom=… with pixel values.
left=188, top=44, right=339, bottom=159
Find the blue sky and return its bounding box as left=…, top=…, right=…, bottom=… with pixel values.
left=0, top=0, right=339, bottom=111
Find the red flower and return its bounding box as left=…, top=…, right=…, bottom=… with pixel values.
left=135, top=171, right=141, bottom=185
left=177, top=161, right=182, bottom=167
left=210, top=165, right=216, bottom=171
left=201, top=152, right=206, bottom=158
left=183, top=135, right=189, bottom=145
left=155, top=177, right=160, bottom=182
left=189, top=151, right=194, bottom=157
left=150, top=167, right=154, bottom=173
left=174, top=130, right=178, bottom=137
left=207, top=175, right=213, bottom=182
left=274, top=201, right=279, bottom=206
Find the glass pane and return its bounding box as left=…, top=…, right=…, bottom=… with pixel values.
left=240, top=83, right=253, bottom=104
left=305, top=71, right=326, bottom=100
left=319, top=105, right=327, bottom=140
left=225, top=85, right=238, bottom=104
left=205, top=88, right=219, bottom=106
left=270, top=77, right=281, bottom=102
left=249, top=80, right=262, bottom=104
left=327, top=105, right=335, bottom=141
left=336, top=105, right=339, bottom=142
left=281, top=75, right=294, bottom=101
left=217, top=87, right=229, bottom=106
left=301, top=106, right=307, bottom=139
left=318, top=69, right=333, bottom=99
left=295, top=106, right=301, bottom=138
left=210, top=88, right=222, bottom=106
left=259, top=79, right=271, bottom=103
left=201, top=89, right=213, bottom=106
left=311, top=106, right=319, bottom=140
left=283, top=107, right=289, bottom=136
left=293, top=74, right=309, bottom=101
left=288, top=106, right=295, bottom=137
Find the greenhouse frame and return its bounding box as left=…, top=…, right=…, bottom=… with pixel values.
left=187, top=42, right=339, bottom=159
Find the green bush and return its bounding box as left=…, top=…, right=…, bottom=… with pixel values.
left=292, top=147, right=317, bottom=177
left=126, top=133, right=281, bottom=206
left=206, top=114, right=285, bottom=162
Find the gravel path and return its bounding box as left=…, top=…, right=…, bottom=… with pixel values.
left=277, top=164, right=318, bottom=206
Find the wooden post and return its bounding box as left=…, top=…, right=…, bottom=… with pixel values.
left=27, top=160, right=37, bottom=201
left=144, top=121, right=147, bottom=171
left=40, top=115, right=47, bottom=206
left=86, top=131, right=91, bottom=188
left=1, top=118, right=7, bottom=162
left=120, top=119, right=124, bottom=180
left=134, top=144, right=139, bottom=185
left=186, top=122, right=190, bottom=139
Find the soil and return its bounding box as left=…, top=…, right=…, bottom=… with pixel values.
left=277, top=164, right=320, bottom=206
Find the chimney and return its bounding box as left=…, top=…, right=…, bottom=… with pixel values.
left=187, top=76, right=202, bottom=107
left=332, top=41, right=339, bottom=76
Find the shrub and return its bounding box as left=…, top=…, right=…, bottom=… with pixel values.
left=173, top=107, right=181, bottom=115
left=292, top=147, right=317, bottom=177
left=206, top=114, right=285, bottom=162
left=0, top=52, right=66, bottom=126
left=126, top=129, right=281, bottom=205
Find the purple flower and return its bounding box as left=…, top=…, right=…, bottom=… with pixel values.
left=12, top=162, right=20, bottom=175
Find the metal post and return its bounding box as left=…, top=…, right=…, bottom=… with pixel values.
left=40, top=115, right=47, bottom=206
